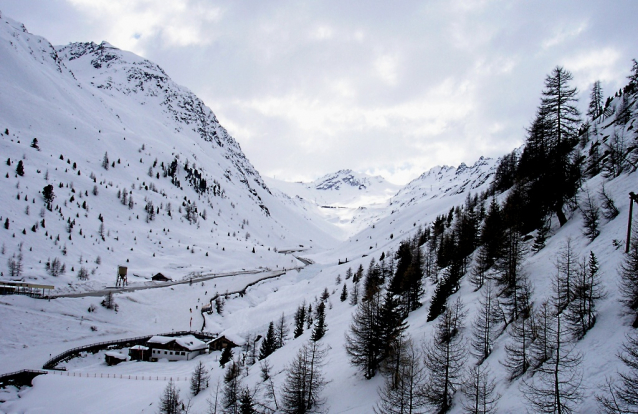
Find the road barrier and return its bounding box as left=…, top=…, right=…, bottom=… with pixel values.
left=46, top=371, right=187, bottom=381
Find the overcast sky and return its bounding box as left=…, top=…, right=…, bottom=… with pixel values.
left=1, top=1, right=637, bottom=184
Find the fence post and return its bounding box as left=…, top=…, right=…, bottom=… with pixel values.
left=628, top=192, right=636, bottom=253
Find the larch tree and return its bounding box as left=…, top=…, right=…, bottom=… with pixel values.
left=539, top=66, right=582, bottom=227
left=276, top=312, right=290, bottom=349
left=566, top=251, right=605, bottom=340
left=222, top=361, right=242, bottom=414
left=374, top=337, right=427, bottom=414
left=501, top=292, right=534, bottom=380
left=494, top=228, right=531, bottom=322
left=619, top=228, right=638, bottom=327
left=461, top=364, right=501, bottom=414
left=422, top=298, right=467, bottom=413
left=190, top=360, right=210, bottom=396
left=521, top=272, right=583, bottom=414
left=280, top=341, right=327, bottom=414
left=587, top=80, right=604, bottom=120
left=470, top=281, right=505, bottom=364
left=598, top=332, right=638, bottom=413
left=159, top=379, right=184, bottom=414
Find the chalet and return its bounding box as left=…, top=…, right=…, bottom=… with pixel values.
left=152, top=273, right=171, bottom=282
left=147, top=335, right=207, bottom=362
left=105, top=351, right=127, bottom=366
left=128, top=345, right=150, bottom=361
left=208, top=335, right=239, bottom=352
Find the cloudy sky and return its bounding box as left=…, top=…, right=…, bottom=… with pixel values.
left=1, top=1, right=637, bottom=184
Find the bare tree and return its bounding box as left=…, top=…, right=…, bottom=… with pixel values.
left=521, top=274, right=583, bottom=414
left=567, top=252, right=605, bottom=340
left=620, top=229, right=638, bottom=327
left=598, top=332, right=638, bottom=413
left=461, top=364, right=501, bottom=414
left=422, top=299, right=467, bottom=413
left=501, top=293, right=534, bottom=380
left=191, top=360, right=210, bottom=396
left=374, top=337, right=427, bottom=414
left=159, top=379, right=184, bottom=414
left=599, top=184, right=620, bottom=220
left=222, top=361, right=242, bottom=414
left=470, top=281, right=505, bottom=364
left=276, top=312, right=290, bottom=349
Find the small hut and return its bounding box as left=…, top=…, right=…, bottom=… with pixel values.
left=129, top=345, right=150, bottom=361
left=105, top=351, right=127, bottom=366
left=152, top=273, right=171, bottom=282
left=208, top=335, right=239, bottom=352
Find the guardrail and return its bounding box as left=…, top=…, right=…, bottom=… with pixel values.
left=0, top=369, right=48, bottom=388
left=42, top=331, right=217, bottom=370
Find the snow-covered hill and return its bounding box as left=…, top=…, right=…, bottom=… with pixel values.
left=0, top=11, right=336, bottom=293
left=2, top=11, right=638, bottom=414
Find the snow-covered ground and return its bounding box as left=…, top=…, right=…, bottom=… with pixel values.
left=1, top=10, right=638, bottom=414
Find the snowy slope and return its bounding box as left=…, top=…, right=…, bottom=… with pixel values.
left=1, top=11, right=638, bottom=414
left=0, top=12, right=337, bottom=294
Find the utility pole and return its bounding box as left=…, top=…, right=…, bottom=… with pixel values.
left=627, top=192, right=638, bottom=253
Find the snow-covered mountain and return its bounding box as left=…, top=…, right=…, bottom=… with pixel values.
left=390, top=156, right=496, bottom=212
left=266, top=169, right=401, bottom=238
left=2, top=11, right=638, bottom=414
left=0, top=11, right=336, bottom=293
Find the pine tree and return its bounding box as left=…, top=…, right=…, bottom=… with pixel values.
left=581, top=188, right=600, bottom=241
left=42, top=184, right=55, bottom=211
left=280, top=341, right=327, bottom=414
left=422, top=299, right=467, bottom=413
left=294, top=302, right=306, bottom=338
left=340, top=283, right=348, bottom=302
left=238, top=388, right=257, bottom=414
left=350, top=279, right=359, bottom=306
left=345, top=290, right=383, bottom=379
left=530, top=300, right=555, bottom=371
left=461, top=364, right=501, bottom=414
left=159, top=379, right=184, bottom=414
left=470, top=281, right=504, bottom=364
left=311, top=301, right=327, bottom=342
left=259, top=322, right=277, bottom=360
left=190, top=360, right=210, bottom=396
left=102, top=152, right=109, bottom=170
left=15, top=160, right=25, bottom=176
left=219, top=346, right=233, bottom=368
